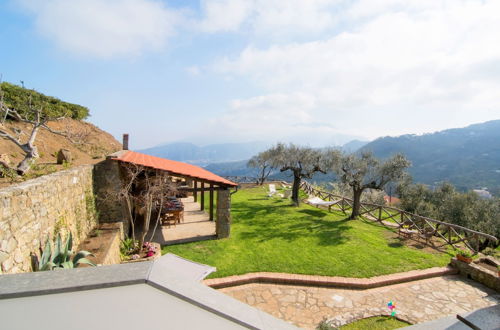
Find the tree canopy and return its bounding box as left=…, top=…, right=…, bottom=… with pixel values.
left=397, top=181, right=500, bottom=244
left=247, top=149, right=274, bottom=185
left=0, top=82, right=89, bottom=121
left=267, top=143, right=326, bottom=206
left=331, top=151, right=411, bottom=219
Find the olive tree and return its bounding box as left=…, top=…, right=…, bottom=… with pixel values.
left=268, top=143, right=326, bottom=206
left=331, top=151, right=411, bottom=219
left=0, top=84, right=74, bottom=175
left=247, top=149, right=274, bottom=185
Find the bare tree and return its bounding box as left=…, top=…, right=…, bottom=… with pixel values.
left=0, top=85, right=73, bottom=175
left=247, top=149, right=274, bottom=185
left=116, top=164, right=177, bottom=246
left=331, top=151, right=411, bottom=219
left=268, top=143, right=326, bottom=206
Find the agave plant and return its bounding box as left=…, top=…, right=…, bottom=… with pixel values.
left=34, top=232, right=95, bottom=271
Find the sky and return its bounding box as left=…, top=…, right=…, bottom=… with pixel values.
left=1, top=0, right=500, bottom=149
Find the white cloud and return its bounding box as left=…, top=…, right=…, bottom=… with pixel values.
left=198, top=0, right=252, bottom=33
left=212, top=0, right=500, bottom=139
left=198, top=0, right=343, bottom=36
left=193, top=93, right=363, bottom=146
left=17, top=0, right=179, bottom=58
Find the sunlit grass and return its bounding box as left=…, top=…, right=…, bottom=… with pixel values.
left=163, top=187, right=452, bottom=278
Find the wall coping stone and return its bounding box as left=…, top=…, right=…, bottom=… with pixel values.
left=203, top=266, right=458, bottom=289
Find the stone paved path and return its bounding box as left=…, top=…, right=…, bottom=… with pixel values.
left=219, top=275, right=499, bottom=329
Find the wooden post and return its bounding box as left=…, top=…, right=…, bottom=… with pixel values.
left=200, top=182, right=205, bottom=211
left=209, top=184, right=214, bottom=221
left=193, top=181, right=198, bottom=202
left=378, top=206, right=382, bottom=221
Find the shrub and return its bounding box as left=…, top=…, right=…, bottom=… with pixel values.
left=33, top=232, right=95, bottom=271
left=1, top=82, right=89, bottom=120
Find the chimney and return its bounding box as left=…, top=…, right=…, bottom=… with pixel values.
left=123, top=134, right=129, bottom=150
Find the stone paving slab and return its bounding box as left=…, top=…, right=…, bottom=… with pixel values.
left=204, top=266, right=458, bottom=289
left=148, top=197, right=216, bottom=245
left=218, top=275, right=500, bottom=330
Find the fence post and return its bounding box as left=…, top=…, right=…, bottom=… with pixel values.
left=378, top=206, right=382, bottom=221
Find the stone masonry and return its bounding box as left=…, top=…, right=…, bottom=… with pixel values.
left=216, top=188, right=231, bottom=238
left=0, top=165, right=98, bottom=274
left=220, top=275, right=500, bottom=329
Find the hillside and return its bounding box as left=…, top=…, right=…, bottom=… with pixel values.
left=0, top=82, right=121, bottom=187
left=203, top=140, right=368, bottom=180
left=361, top=120, right=500, bottom=195
left=139, top=141, right=270, bottom=166
left=0, top=118, right=121, bottom=186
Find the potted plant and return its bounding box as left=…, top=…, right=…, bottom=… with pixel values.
left=456, top=249, right=473, bottom=263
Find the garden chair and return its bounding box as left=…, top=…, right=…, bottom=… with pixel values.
left=420, top=227, right=436, bottom=245
left=398, top=220, right=418, bottom=239
left=268, top=184, right=277, bottom=197
left=161, top=213, right=177, bottom=228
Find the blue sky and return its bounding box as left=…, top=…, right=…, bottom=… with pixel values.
left=1, top=0, right=500, bottom=149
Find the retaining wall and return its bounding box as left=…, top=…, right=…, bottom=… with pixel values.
left=0, top=165, right=100, bottom=273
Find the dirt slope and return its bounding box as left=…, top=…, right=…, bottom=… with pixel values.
left=0, top=118, right=121, bottom=187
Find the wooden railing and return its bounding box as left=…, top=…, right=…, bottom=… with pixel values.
left=300, top=181, right=498, bottom=254
left=223, top=176, right=260, bottom=184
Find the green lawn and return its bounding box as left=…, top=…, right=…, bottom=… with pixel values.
left=163, top=187, right=452, bottom=278
left=340, top=316, right=410, bottom=329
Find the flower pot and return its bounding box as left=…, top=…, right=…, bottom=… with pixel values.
left=456, top=254, right=472, bottom=264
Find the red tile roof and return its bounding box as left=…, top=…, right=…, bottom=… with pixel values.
left=114, top=150, right=237, bottom=187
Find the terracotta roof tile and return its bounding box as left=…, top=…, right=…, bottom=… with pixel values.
left=114, top=151, right=237, bottom=187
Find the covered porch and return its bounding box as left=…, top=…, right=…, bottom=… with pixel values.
left=109, top=150, right=238, bottom=243
left=148, top=196, right=216, bottom=245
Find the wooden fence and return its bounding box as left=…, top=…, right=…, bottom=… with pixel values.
left=299, top=181, right=498, bottom=254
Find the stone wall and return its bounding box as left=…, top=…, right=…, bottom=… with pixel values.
left=216, top=188, right=231, bottom=238
left=450, top=257, right=500, bottom=292
left=93, top=159, right=126, bottom=227
left=0, top=165, right=99, bottom=274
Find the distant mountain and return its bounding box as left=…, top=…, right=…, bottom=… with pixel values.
left=203, top=140, right=366, bottom=180
left=139, top=141, right=270, bottom=166
left=360, top=120, right=500, bottom=195
left=341, top=140, right=370, bottom=153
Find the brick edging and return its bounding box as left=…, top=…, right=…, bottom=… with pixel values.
left=203, top=266, right=458, bottom=289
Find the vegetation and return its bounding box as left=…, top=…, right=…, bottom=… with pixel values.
left=266, top=143, right=327, bottom=206
left=339, top=316, right=410, bottom=329
left=163, top=187, right=451, bottom=278
left=247, top=149, right=274, bottom=185
left=109, top=163, right=176, bottom=246
left=330, top=151, right=410, bottom=219
left=0, top=82, right=89, bottom=120
left=397, top=182, right=500, bottom=247
left=0, top=81, right=89, bottom=175
left=361, top=120, right=500, bottom=196
left=32, top=232, right=95, bottom=271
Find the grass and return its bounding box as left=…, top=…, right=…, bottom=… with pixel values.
left=163, top=187, right=452, bottom=278
left=340, top=316, right=410, bottom=329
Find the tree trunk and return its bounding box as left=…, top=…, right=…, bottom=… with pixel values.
left=350, top=188, right=363, bottom=219
left=16, top=145, right=39, bottom=175
left=291, top=173, right=301, bottom=206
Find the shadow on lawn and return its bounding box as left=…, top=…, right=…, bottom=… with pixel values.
left=297, top=209, right=328, bottom=218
